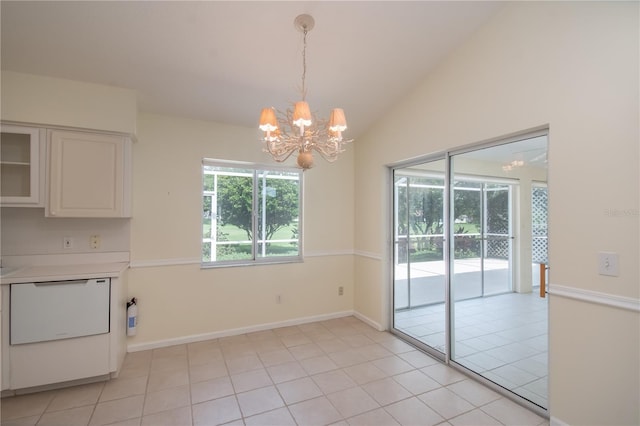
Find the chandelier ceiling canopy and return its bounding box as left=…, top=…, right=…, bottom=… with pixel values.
left=258, top=14, right=353, bottom=170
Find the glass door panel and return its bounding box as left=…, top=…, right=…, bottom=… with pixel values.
left=393, top=159, right=447, bottom=355
left=450, top=137, right=548, bottom=409
left=391, top=134, right=548, bottom=410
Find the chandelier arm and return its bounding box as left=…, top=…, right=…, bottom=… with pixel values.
left=311, top=148, right=339, bottom=163
left=263, top=141, right=298, bottom=162
left=312, top=144, right=343, bottom=162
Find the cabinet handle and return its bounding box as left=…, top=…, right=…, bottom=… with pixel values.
left=50, top=211, right=56, bottom=216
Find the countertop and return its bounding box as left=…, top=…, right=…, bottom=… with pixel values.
left=0, top=262, right=129, bottom=284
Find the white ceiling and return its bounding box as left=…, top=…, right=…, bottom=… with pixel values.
left=1, top=1, right=502, bottom=139
left=461, top=135, right=548, bottom=168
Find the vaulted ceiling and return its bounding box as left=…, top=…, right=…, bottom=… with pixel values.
left=1, top=1, right=501, bottom=138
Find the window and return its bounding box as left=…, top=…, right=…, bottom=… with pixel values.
left=202, top=160, right=302, bottom=266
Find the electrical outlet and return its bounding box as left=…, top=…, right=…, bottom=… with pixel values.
left=90, top=235, right=101, bottom=249
left=598, top=252, right=619, bottom=277
left=276, top=294, right=282, bottom=304
left=63, top=237, right=73, bottom=249
left=338, top=286, right=344, bottom=296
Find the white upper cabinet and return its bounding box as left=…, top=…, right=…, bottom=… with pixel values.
left=47, top=130, right=131, bottom=218
left=0, top=125, right=45, bottom=206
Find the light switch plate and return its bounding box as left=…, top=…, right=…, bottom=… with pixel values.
left=598, top=252, right=619, bottom=277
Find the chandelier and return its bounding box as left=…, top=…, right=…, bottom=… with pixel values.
left=258, top=14, right=353, bottom=170
left=502, top=160, right=524, bottom=172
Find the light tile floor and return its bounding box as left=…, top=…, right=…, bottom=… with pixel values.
left=395, top=292, right=548, bottom=408
left=1, top=316, right=548, bottom=426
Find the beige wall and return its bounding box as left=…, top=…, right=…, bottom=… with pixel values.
left=128, top=113, right=356, bottom=347
left=0, top=72, right=357, bottom=345
left=550, top=296, right=639, bottom=426
left=2, top=2, right=638, bottom=423
left=1, top=71, right=137, bottom=134
left=0, top=73, right=136, bottom=256
left=0, top=207, right=130, bottom=255
left=354, top=2, right=638, bottom=424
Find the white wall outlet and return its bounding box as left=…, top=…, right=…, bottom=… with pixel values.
left=90, top=235, right=101, bottom=249
left=598, top=252, right=619, bottom=277
left=63, top=237, right=73, bottom=249
left=338, top=286, right=344, bottom=296
left=276, top=294, right=282, bottom=304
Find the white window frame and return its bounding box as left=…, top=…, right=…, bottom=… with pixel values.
left=201, top=158, right=303, bottom=267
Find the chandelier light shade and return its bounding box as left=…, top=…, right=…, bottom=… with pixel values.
left=258, top=14, right=353, bottom=170
left=259, top=108, right=278, bottom=132
left=293, top=101, right=312, bottom=127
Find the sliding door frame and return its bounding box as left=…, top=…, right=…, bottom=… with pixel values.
left=387, top=126, right=549, bottom=418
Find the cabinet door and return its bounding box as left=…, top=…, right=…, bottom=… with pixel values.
left=48, top=130, right=130, bottom=218
left=10, top=334, right=110, bottom=389
left=0, top=125, right=44, bottom=206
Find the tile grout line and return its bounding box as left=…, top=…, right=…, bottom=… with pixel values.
left=2, top=316, right=546, bottom=426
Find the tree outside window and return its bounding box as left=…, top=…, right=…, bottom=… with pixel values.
left=202, top=161, right=302, bottom=265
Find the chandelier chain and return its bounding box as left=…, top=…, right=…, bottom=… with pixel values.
left=301, top=28, right=307, bottom=101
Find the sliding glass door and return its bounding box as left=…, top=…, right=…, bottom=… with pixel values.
left=391, top=133, right=549, bottom=410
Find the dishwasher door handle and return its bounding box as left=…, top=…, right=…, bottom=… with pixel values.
left=33, top=280, right=89, bottom=286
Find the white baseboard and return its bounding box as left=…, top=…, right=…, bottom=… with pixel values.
left=550, top=416, right=569, bottom=426
left=127, top=310, right=355, bottom=352
left=353, top=310, right=385, bottom=331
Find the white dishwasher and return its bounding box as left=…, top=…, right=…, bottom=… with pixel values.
left=11, top=278, right=110, bottom=345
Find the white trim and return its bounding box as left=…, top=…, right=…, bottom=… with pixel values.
left=130, top=258, right=200, bottom=268
left=127, top=310, right=354, bottom=352
left=130, top=251, right=357, bottom=268
left=550, top=416, right=570, bottom=426
left=305, top=250, right=354, bottom=258
left=202, top=157, right=299, bottom=173
left=353, top=310, right=385, bottom=331
left=1, top=119, right=136, bottom=141
left=3, top=252, right=130, bottom=267
left=354, top=250, right=382, bottom=261
left=549, top=283, right=640, bottom=312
